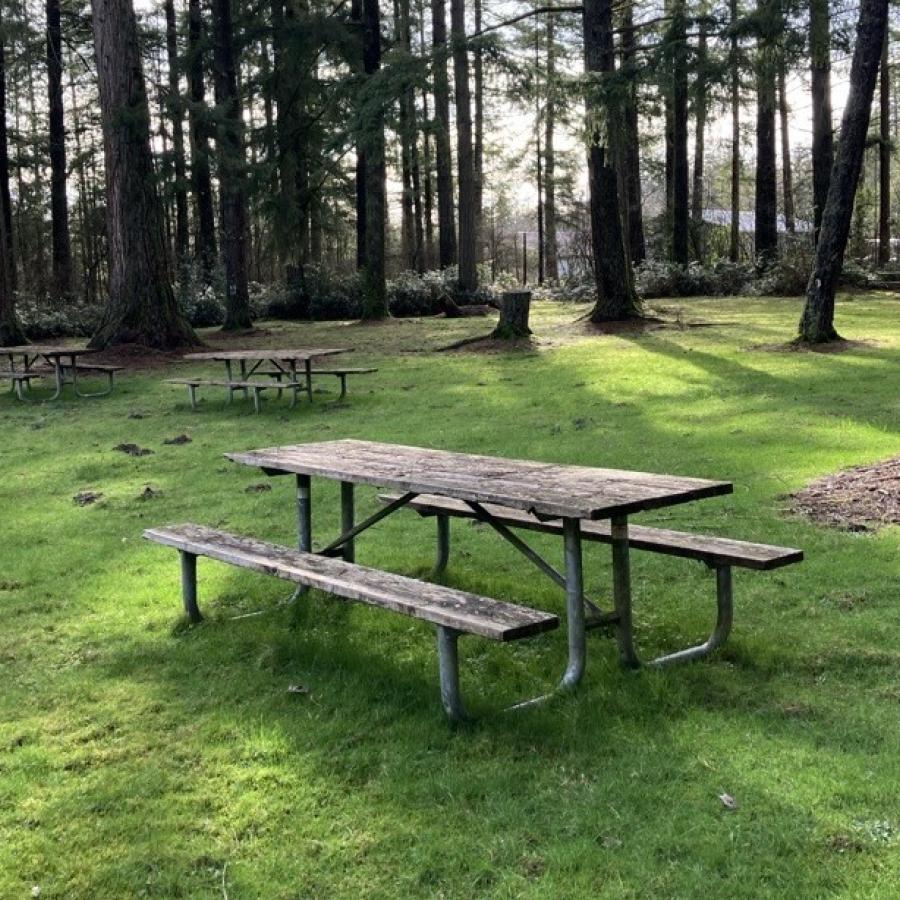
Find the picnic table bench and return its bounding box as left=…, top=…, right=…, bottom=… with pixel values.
left=169, top=348, right=375, bottom=412
left=381, top=493, right=803, bottom=667
left=144, top=524, right=559, bottom=722
left=144, top=440, right=804, bottom=722
left=0, top=345, right=123, bottom=401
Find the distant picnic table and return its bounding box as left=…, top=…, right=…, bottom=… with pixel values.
left=0, top=344, right=122, bottom=401
left=169, top=348, right=377, bottom=412
left=146, top=439, right=802, bottom=722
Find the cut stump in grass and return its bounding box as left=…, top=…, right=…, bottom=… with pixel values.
left=492, top=290, right=532, bottom=339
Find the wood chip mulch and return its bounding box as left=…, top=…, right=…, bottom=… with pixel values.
left=790, top=456, right=900, bottom=531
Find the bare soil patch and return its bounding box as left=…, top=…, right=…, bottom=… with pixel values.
left=749, top=338, right=877, bottom=354
left=791, top=456, right=900, bottom=531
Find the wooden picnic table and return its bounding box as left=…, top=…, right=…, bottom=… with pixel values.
left=182, top=348, right=348, bottom=404
left=227, top=439, right=734, bottom=701
left=0, top=344, right=117, bottom=401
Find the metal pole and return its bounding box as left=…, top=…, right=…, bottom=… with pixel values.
left=611, top=515, right=640, bottom=668
left=435, top=514, right=451, bottom=573
left=559, top=517, right=586, bottom=691
left=180, top=551, right=202, bottom=622
left=340, top=481, right=355, bottom=562
left=436, top=626, right=467, bottom=722
left=293, top=473, right=312, bottom=599
left=522, top=231, right=528, bottom=285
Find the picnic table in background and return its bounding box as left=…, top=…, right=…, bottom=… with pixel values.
left=0, top=344, right=122, bottom=401
left=168, top=348, right=377, bottom=412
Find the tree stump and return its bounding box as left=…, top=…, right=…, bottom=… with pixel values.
left=492, top=290, right=532, bottom=339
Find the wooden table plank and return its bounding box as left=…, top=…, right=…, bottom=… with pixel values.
left=226, top=439, right=733, bottom=520
left=183, top=348, right=348, bottom=362
left=0, top=345, right=97, bottom=357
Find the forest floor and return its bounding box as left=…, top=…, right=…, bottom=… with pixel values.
left=2, top=295, right=899, bottom=898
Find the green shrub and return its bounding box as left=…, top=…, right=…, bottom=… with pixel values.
left=18, top=299, right=102, bottom=340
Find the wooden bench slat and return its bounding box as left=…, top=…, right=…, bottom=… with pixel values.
left=165, top=378, right=285, bottom=388
left=310, top=368, right=378, bottom=375
left=384, top=494, right=803, bottom=570
left=68, top=363, right=124, bottom=373
left=143, top=523, right=558, bottom=642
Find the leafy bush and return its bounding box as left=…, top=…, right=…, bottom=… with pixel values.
left=18, top=298, right=102, bottom=340
left=179, top=281, right=226, bottom=327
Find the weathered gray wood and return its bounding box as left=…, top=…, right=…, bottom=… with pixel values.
left=385, top=493, right=803, bottom=570
left=143, top=523, right=559, bottom=642
left=182, top=348, right=347, bottom=362
left=0, top=344, right=97, bottom=356
left=67, top=363, right=124, bottom=373
left=310, top=367, right=378, bottom=375
left=492, top=290, right=532, bottom=339
left=227, top=439, right=733, bottom=521
left=166, top=378, right=282, bottom=388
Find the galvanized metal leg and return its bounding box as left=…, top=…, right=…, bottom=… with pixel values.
left=225, top=360, right=234, bottom=403
left=239, top=360, right=249, bottom=400
left=292, top=474, right=312, bottom=600
left=559, top=517, right=587, bottom=691
left=611, top=515, right=640, bottom=669
left=338, top=374, right=347, bottom=399
left=435, top=514, right=450, bottom=574
left=252, top=387, right=262, bottom=414
left=73, top=370, right=115, bottom=398
left=648, top=565, right=735, bottom=667
left=436, top=626, right=468, bottom=722
left=340, top=481, right=355, bottom=562
left=187, top=384, right=198, bottom=411
left=305, top=359, right=313, bottom=403
left=180, top=551, right=202, bottom=623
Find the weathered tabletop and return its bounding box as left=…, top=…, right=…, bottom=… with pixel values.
left=227, top=439, right=733, bottom=520
left=0, top=344, right=97, bottom=361
left=182, top=348, right=349, bottom=403
left=183, top=348, right=347, bottom=363
left=1, top=345, right=101, bottom=401
left=226, top=439, right=736, bottom=690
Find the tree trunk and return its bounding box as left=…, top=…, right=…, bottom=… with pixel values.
left=88, top=0, right=196, bottom=349
left=395, top=0, right=417, bottom=270
left=729, top=0, right=740, bottom=261
left=187, top=0, right=217, bottom=278
left=620, top=2, right=645, bottom=265
left=473, top=0, right=484, bottom=261
left=451, top=0, right=477, bottom=293
left=164, top=0, right=190, bottom=267
left=799, top=0, right=889, bottom=342
left=777, top=60, right=795, bottom=233
left=670, top=1, right=689, bottom=266
left=360, top=0, right=387, bottom=318
left=0, top=5, right=23, bottom=345
left=879, top=33, right=891, bottom=265
left=432, top=0, right=457, bottom=268
left=754, top=0, right=779, bottom=267
left=810, top=0, right=833, bottom=243
left=584, top=0, right=640, bottom=322
left=211, top=0, right=252, bottom=330
left=691, top=9, right=708, bottom=262
left=544, top=12, right=559, bottom=280
left=419, top=7, right=435, bottom=269
left=350, top=0, right=367, bottom=269
left=492, top=290, right=532, bottom=338
left=0, top=5, right=17, bottom=303
left=46, top=0, right=73, bottom=300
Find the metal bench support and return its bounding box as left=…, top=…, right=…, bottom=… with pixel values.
left=611, top=516, right=640, bottom=669
left=341, top=481, right=355, bottom=562
left=436, top=625, right=468, bottom=723
left=560, top=517, right=587, bottom=691
left=648, top=565, right=734, bottom=667
left=180, top=551, right=202, bottom=622
left=435, top=514, right=451, bottom=574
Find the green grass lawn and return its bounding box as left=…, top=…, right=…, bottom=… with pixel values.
left=1, top=296, right=898, bottom=898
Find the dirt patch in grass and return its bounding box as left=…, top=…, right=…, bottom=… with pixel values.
left=437, top=334, right=538, bottom=353
left=749, top=338, right=877, bottom=354
left=90, top=342, right=185, bottom=372
left=791, top=456, right=900, bottom=531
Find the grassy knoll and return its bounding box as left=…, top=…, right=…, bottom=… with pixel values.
left=1, top=296, right=898, bottom=898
